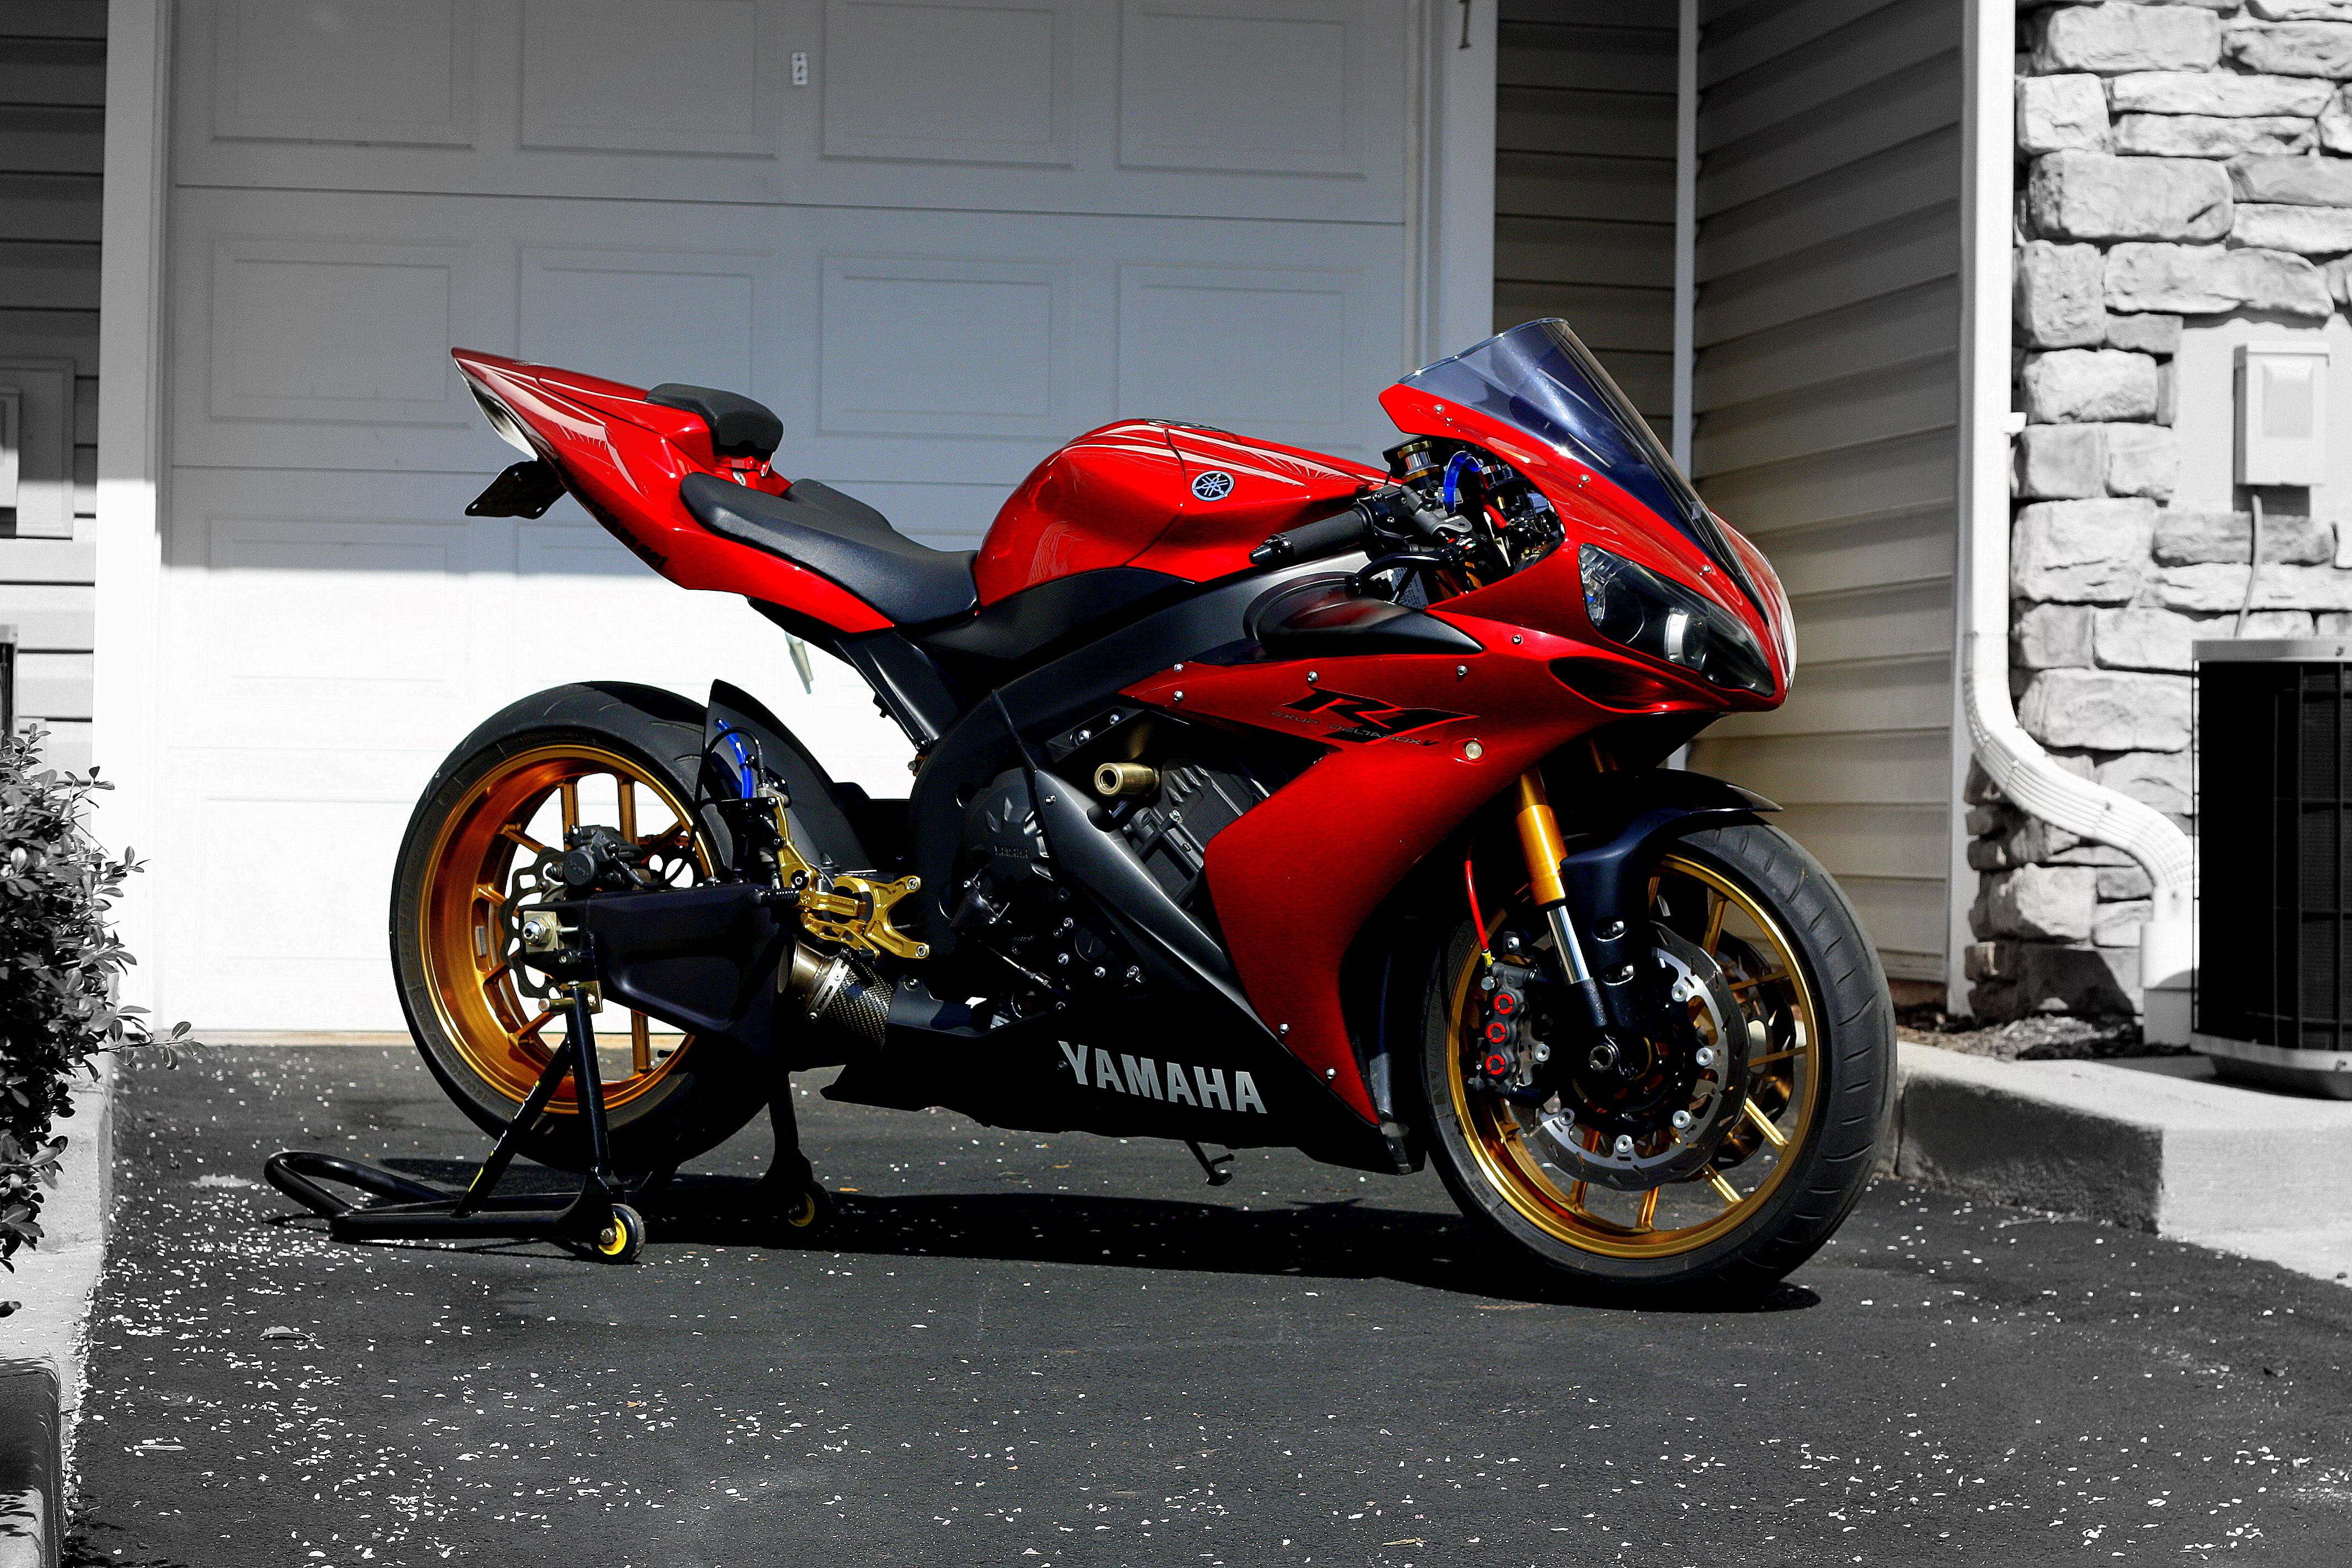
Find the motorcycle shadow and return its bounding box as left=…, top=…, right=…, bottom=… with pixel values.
left=369, top=1158, right=1820, bottom=1314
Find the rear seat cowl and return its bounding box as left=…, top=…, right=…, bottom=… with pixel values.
left=647, top=383, right=783, bottom=462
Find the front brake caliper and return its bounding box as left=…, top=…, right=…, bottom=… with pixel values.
left=1474, top=960, right=1537, bottom=1088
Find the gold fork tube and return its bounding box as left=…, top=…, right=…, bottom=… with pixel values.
left=1514, top=767, right=1608, bottom=1025
left=1513, top=769, right=1570, bottom=907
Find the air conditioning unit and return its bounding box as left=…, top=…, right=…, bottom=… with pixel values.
left=2193, top=638, right=2352, bottom=1097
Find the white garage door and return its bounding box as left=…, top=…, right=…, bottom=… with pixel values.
left=156, top=0, right=1421, bottom=1028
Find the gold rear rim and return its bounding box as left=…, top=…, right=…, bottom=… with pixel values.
left=417, top=744, right=709, bottom=1112
left=1446, top=852, right=1821, bottom=1260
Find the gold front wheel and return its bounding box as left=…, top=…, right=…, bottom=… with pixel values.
left=1419, top=823, right=1892, bottom=1297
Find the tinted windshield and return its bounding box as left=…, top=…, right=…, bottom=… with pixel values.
left=1397, top=319, right=1714, bottom=554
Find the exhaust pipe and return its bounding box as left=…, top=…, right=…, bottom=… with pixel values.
left=781, top=942, right=892, bottom=1055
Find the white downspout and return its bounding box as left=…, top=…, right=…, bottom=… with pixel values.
left=1957, top=0, right=2195, bottom=1041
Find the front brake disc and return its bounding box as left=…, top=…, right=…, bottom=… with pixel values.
left=1528, top=923, right=1750, bottom=1192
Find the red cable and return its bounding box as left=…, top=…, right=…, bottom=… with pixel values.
left=1463, top=856, right=1492, bottom=959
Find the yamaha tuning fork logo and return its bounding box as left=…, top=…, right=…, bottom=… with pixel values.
left=1190, top=470, right=1234, bottom=501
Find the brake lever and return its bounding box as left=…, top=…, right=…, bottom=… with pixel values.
left=1348, top=545, right=1462, bottom=600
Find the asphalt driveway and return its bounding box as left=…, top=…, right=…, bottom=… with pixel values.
left=64, top=1045, right=2352, bottom=1566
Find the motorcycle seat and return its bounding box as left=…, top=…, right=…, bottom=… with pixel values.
left=680, top=472, right=978, bottom=626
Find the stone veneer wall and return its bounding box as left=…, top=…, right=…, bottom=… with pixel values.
left=1975, top=1, right=2352, bottom=1017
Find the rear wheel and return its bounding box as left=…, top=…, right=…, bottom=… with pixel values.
left=1414, top=822, right=1893, bottom=1299
left=390, top=683, right=766, bottom=1174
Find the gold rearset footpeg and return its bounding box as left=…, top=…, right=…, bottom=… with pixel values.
left=763, top=794, right=929, bottom=960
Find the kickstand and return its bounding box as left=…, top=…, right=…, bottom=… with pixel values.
left=1185, top=1139, right=1235, bottom=1187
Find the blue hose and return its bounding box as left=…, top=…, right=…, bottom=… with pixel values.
left=1441, top=451, right=1478, bottom=513
left=712, top=721, right=758, bottom=799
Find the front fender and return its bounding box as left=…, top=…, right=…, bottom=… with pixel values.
left=1554, top=769, right=1778, bottom=1030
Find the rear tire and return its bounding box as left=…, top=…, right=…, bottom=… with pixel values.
left=390, top=682, right=766, bottom=1175
left=1412, top=821, right=1893, bottom=1301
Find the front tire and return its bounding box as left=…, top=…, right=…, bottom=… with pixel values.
left=390, top=682, right=766, bottom=1175
left=1413, top=821, right=1893, bottom=1300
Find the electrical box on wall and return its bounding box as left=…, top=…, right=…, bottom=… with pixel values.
left=2236, top=341, right=2331, bottom=487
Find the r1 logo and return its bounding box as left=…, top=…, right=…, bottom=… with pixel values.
left=1284, top=687, right=1463, bottom=743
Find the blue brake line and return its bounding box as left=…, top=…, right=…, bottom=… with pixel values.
left=711, top=721, right=758, bottom=799
left=1441, top=450, right=1478, bottom=513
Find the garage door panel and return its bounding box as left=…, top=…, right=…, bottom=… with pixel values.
left=817, top=254, right=1072, bottom=439
left=162, top=472, right=516, bottom=750
left=1116, top=263, right=1358, bottom=449
left=823, top=0, right=1075, bottom=167
left=173, top=0, right=1404, bottom=222
left=203, top=797, right=413, bottom=964
left=160, top=755, right=437, bottom=1030
left=173, top=189, right=1407, bottom=476
left=1118, top=0, right=1373, bottom=178
left=518, top=246, right=768, bottom=395
left=205, top=237, right=484, bottom=432
left=200, top=519, right=477, bottom=705
left=208, top=0, right=477, bottom=149
left=520, top=0, right=781, bottom=156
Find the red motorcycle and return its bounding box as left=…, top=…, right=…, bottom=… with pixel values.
left=385, top=320, right=1891, bottom=1295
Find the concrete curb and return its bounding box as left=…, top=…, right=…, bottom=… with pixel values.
left=0, top=1058, right=117, bottom=1568
left=1885, top=1043, right=2352, bottom=1276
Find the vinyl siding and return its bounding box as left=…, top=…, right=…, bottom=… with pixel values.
left=1681, top=0, right=1962, bottom=984
left=1492, top=0, right=1678, bottom=423
left=0, top=0, right=105, bottom=772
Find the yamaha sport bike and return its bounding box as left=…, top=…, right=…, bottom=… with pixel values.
left=384, top=319, right=1892, bottom=1297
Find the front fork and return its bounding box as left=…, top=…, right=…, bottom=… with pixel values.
left=1512, top=769, right=1614, bottom=1033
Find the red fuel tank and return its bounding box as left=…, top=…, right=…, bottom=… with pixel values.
left=974, top=421, right=1385, bottom=605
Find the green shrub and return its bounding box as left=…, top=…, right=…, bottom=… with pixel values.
left=1, top=728, right=192, bottom=1268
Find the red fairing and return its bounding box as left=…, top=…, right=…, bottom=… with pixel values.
left=451, top=349, right=892, bottom=635
left=974, top=422, right=1382, bottom=603
left=1121, top=613, right=1696, bottom=1119
left=1111, top=389, right=1789, bottom=1116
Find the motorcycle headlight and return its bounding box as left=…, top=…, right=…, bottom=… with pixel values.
left=470, top=385, right=536, bottom=456
left=1578, top=544, right=1774, bottom=696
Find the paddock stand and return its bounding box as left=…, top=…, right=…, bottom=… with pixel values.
left=266, top=981, right=652, bottom=1264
